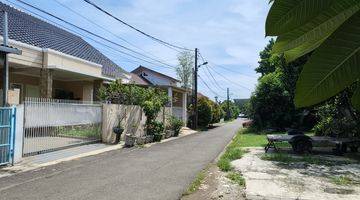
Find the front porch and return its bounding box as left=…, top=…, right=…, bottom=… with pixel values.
left=0, top=40, right=114, bottom=104
left=0, top=67, right=104, bottom=103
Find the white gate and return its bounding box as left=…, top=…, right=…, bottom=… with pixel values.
left=23, top=98, right=102, bottom=156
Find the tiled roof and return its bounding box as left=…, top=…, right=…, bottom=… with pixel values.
left=129, top=73, right=150, bottom=86
left=132, top=66, right=180, bottom=82
left=0, top=2, right=126, bottom=79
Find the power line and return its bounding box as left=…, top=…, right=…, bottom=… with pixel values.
left=197, top=50, right=225, bottom=91
left=204, top=65, right=226, bottom=91
left=198, top=75, right=224, bottom=98
left=208, top=64, right=252, bottom=91
left=14, top=0, right=177, bottom=69
left=7, top=0, right=174, bottom=70
left=83, top=0, right=193, bottom=52
left=52, top=0, right=169, bottom=64
left=209, top=61, right=258, bottom=79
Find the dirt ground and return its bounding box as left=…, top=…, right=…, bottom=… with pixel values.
left=182, top=164, right=245, bottom=200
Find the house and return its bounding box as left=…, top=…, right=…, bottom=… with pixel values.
left=0, top=2, right=130, bottom=103
left=131, top=66, right=189, bottom=123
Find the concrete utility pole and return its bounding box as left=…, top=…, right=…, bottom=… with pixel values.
left=193, top=48, right=198, bottom=129
left=192, top=48, right=208, bottom=129
left=226, top=88, right=230, bottom=120
left=0, top=11, right=21, bottom=106
left=2, top=11, right=9, bottom=106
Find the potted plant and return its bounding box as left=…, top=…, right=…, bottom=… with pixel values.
left=147, top=121, right=164, bottom=142
left=125, top=123, right=138, bottom=147
left=165, top=124, right=174, bottom=139
left=112, top=116, right=125, bottom=144
left=169, top=116, right=183, bottom=137
left=125, top=134, right=136, bottom=147
left=136, top=135, right=146, bottom=145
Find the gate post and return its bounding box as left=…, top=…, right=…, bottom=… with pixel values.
left=10, top=106, right=16, bottom=165
left=13, top=105, right=24, bottom=163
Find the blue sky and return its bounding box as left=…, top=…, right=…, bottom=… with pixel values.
left=4, top=0, right=271, bottom=101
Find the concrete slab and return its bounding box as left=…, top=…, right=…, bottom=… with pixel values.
left=23, top=136, right=98, bottom=155
left=232, top=148, right=360, bottom=200
left=0, top=142, right=124, bottom=178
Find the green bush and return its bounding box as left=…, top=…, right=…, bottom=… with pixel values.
left=210, top=101, right=223, bottom=124
left=99, top=80, right=168, bottom=136
left=147, top=121, right=164, bottom=136
left=314, top=93, right=360, bottom=138
left=197, top=97, right=213, bottom=127
left=169, top=116, right=183, bottom=136
left=221, top=100, right=240, bottom=121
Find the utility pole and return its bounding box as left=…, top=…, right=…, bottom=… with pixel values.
left=226, top=88, right=230, bottom=120
left=1, top=11, right=21, bottom=106
left=215, top=96, right=218, bottom=104
left=2, top=11, right=9, bottom=106
left=193, top=48, right=198, bottom=129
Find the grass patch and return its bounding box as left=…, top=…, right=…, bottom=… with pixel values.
left=226, top=171, right=245, bottom=186
left=59, top=125, right=100, bottom=138
left=217, top=131, right=246, bottom=172
left=239, top=129, right=290, bottom=148
left=183, top=168, right=207, bottom=196
left=261, top=153, right=352, bottom=166
left=331, top=176, right=356, bottom=186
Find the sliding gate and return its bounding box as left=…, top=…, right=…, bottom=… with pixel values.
left=0, top=107, right=16, bottom=166
left=23, top=98, right=102, bottom=157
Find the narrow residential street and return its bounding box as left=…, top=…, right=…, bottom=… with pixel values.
left=0, top=119, right=243, bottom=200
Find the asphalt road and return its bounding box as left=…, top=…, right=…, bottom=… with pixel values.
left=0, top=119, right=243, bottom=200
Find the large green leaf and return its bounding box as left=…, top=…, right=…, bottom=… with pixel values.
left=351, top=86, right=360, bottom=110
left=266, top=0, right=334, bottom=36
left=272, top=0, right=360, bottom=59
left=295, top=11, right=360, bottom=108
left=283, top=37, right=326, bottom=62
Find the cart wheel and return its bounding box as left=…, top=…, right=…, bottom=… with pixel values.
left=292, top=139, right=312, bottom=154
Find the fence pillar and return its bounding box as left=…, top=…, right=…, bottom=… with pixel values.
left=182, top=92, right=187, bottom=125
left=13, top=104, right=24, bottom=163
left=40, top=68, right=53, bottom=98
left=167, top=87, right=173, bottom=116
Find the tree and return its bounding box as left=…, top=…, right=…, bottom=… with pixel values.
left=209, top=101, right=223, bottom=124
left=248, top=71, right=294, bottom=129
left=247, top=40, right=309, bottom=130
left=197, top=97, right=213, bottom=127
left=255, top=38, right=276, bottom=76
left=220, top=100, right=240, bottom=121
left=176, top=51, right=194, bottom=89
left=266, top=0, right=360, bottom=110
left=233, top=99, right=250, bottom=114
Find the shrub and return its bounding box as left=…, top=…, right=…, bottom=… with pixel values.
left=99, top=80, right=168, bottom=136
left=197, top=97, right=213, bottom=127
left=221, top=100, right=240, bottom=121
left=210, top=101, right=223, bottom=124
left=314, top=92, right=360, bottom=138
left=169, top=116, right=183, bottom=136
left=147, top=121, right=164, bottom=136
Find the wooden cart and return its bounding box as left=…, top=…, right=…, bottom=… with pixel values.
left=265, top=134, right=360, bottom=154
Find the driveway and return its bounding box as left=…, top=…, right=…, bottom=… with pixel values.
left=0, top=119, right=243, bottom=200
